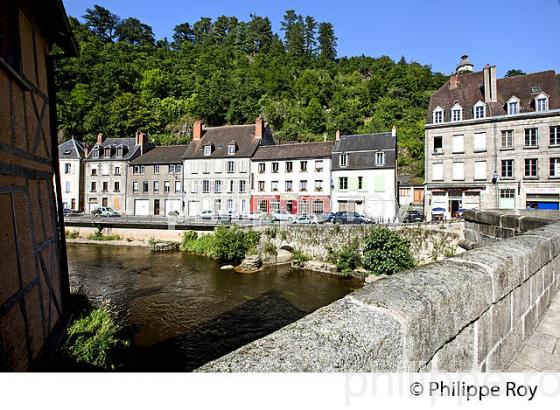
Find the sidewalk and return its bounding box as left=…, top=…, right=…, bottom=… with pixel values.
left=508, top=290, right=560, bottom=371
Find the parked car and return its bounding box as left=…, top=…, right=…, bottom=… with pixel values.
left=317, top=212, right=336, bottom=224
left=271, top=210, right=295, bottom=223
left=199, top=210, right=218, bottom=220
left=91, top=207, right=120, bottom=217
left=292, top=214, right=319, bottom=225
left=63, top=208, right=78, bottom=216
left=246, top=211, right=267, bottom=220
left=403, top=210, right=424, bottom=223
left=331, top=211, right=369, bottom=225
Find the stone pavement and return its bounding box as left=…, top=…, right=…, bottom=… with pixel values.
left=509, top=291, right=560, bottom=371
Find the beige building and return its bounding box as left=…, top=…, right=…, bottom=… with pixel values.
left=84, top=132, right=151, bottom=213
left=425, top=56, right=560, bottom=220
left=58, top=138, right=85, bottom=211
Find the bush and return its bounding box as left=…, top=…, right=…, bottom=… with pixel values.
left=65, top=230, right=79, bottom=239
left=362, top=228, right=415, bottom=275
left=264, top=226, right=277, bottom=239
left=328, top=240, right=362, bottom=276
left=181, top=227, right=261, bottom=262
left=292, top=249, right=309, bottom=268
left=64, top=306, right=129, bottom=370
left=86, top=231, right=122, bottom=241
left=263, top=241, right=278, bottom=260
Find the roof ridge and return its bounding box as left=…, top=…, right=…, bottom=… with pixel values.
left=204, top=124, right=255, bottom=130
left=260, top=141, right=334, bottom=147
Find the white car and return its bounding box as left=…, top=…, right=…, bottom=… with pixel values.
left=292, top=214, right=319, bottom=225
left=200, top=210, right=218, bottom=220
left=246, top=211, right=267, bottom=220
left=271, top=210, right=295, bottom=223
left=91, top=207, right=120, bottom=217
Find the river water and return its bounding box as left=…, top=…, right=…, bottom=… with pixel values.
left=66, top=244, right=362, bottom=371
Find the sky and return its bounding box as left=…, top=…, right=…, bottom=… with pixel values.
left=64, top=0, right=560, bottom=77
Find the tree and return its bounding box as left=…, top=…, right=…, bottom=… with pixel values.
left=245, top=14, right=273, bottom=54
left=318, top=22, right=337, bottom=61
left=115, top=18, right=155, bottom=45
left=193, top=17, right=212, bottom=44
left=362, top=228, right=415, bottom=275
left=172, top=22, right=194, bottom=46
left=505, top=69, right=526, bottom=77
left=281, top=10, right=305, bottom=57
left=304, top=16, right=317, bottom=54
left=83, top=5, right=120, bottom=42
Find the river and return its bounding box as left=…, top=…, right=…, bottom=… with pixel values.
left=66, top=244, right=362, bottom=371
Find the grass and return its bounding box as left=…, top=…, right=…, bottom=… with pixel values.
left=180, top=227, right=261, bottom=262
left=86, top=231, right=122, bottom=241
left=65, top=230, right=80, bottom=239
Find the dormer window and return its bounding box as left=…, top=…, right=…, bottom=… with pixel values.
left=92, top=148, right=100, bottom=159
left=451, top=103, right=463, bottom=122
left=339, top=153, right=348, bottom=167
left=104, top=146, right=111, bottom=157
left=227, top=144, right=236, bottom=155
left=473, top=101, right=486, bottom=119
left=433, top=106, right=444, bottom=124
left=116, top=146, right=123, bottom=158
left=375, top=152, right=385, bottom=166
left=507, top=96, right=520, bottom=115
left=203, top=145, right=212, bottom=156
left=535, top=93, right=549, bottom=112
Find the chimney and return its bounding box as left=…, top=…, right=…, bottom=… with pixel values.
left=336, top=130, right=341, bottom=141
left=448, top=74, right=460, bottom=90
left=96, top=132, right=104, bottom=145
left=84, top=144, right=90, bottom=158
left=483, top=64, right=497, bottom=103
left=135, top=130, right=146, bottom=146
left=391, top=125, right=397, bottom=138
left=255, top=115, right=264, bottom=139
left=193, top=120, right=203, bottom=141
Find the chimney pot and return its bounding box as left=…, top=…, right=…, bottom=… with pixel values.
left=483, top=65, right=497, bottom=103
left=392, top=125, right=397, bottom=138
left=193, top=120, right=203, bottom=141
left=96, top=132, right=104, bottom=145
left=336, top=130, right=341, bottom=141
left=255, top=116, right=264, bottom=139
left=448, top=74, right=460, bottom=90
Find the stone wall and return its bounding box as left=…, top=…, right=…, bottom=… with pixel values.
left=200, top=210, right=560, bottom=371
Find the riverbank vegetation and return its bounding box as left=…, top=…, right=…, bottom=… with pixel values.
left=180, top=227, right=261, bottom=262
left=86, top=230, right=123, bottom=241
left=362, top=228, right=416, bottom=275
left=55, top=6, right=448, bottom=178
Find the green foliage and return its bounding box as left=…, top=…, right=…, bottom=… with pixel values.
left=86, top=230, right=122, bottom=241
left=362, top=228, right=415, bottom=276
left=292, top=249, right=310, bottom=268
left=65, top=230, right=80, bottom=239
left=65, top=306, right=129, bottom=369
left=327, top=240, right=362, bottom=276
left=180, top=227, right=260, bottom=262
left=279, top=229, right=288, bottom=241
left=264, top=226, right=277, bottom=239
left=263, top=241, right=278, bottom=260
left=55, top=7, right=446, bottom=178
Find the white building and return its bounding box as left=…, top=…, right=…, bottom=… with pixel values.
left=250, top=141, right=334, bottom=216
left=58, top=138, right=85, bottom=211
left=331, top=128, right=398, bottom=221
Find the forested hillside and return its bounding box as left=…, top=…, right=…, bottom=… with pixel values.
left=55, top=5, right=448, bottom=177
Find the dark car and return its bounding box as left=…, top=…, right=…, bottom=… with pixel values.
left=403, top=210, right=424, bottom=223
left=331, top=211, right=370, bottom=225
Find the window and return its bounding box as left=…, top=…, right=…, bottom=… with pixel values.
left=104, top=147, right=111, bottom=157
left=285, top=181, right=293, bottom=192
left=258, top=163, right=265, bottom=173
left=227, top=199, right=234, bottom=212
left=116, top=147, right=123, bottom=158
left=204, top=145, right=212, bottom=156
left=433, top=136, right=443, bottom=153
left=228, top=144, right=236, bottom=155
left=432, top=163, right=443, bottom=181
left=202, top=180, right=210, bottom=193
left=132, top=182, right=138, bottom=193
left=358, top=176, right=364, bottom=190
left=501, top=160, right=513, bottom=178
left=286, top=162, right=293, bottom=173
left=473, top=132, right=486, bottom=152
left=153, top=181, right=160, bottom=193
left=313, top=200, right=323, bottom=214
left=272, top=162, right=279, bottom=173
left=501, top=130, right=513, bottom=149
left=451, top=104, right=463, bottom=122
left=339, top=154, right=348, bottom=167
left=375, top=152, right=385, bottom=166
left=474, top=161, right=487, bottom=180
left=258, top=200, right=268, bottom=213
left=215, top=199, right=221, bottom=211
left=101, top=181, right=108, bottom=192
left=474, top=104, right=485, bottom=119
left=508, top=102, right=519, bottom=115
left=550, top=126, right=560, bottom=146
left=214, top=180, right=221, bottom=193
left=300, top=161, right=308, bottom=172
left=271, top=181, right=278, bottom=191
left=65, top=181, right=71, bottom=193
left=315, top=180, right=323, bottom=192
left=92, top=148, right=100, bottom=159
left=300, top=180, right=307, bottom=191
left=239, top=180, right=246, bottom=193
left=114, top=182, right=120, bottom=192
left=143, top=181, right=149, bottom=193
left=64, top=163, right=71, bottom=174
left=550, top=158, right=560, bottom=177
left=164, top=181, right=170, bottom=193
left=299, top=200, right=309, bottom=215
left=190, top=181, right=198, bottom=193
left=525, top=128, right=538, bottom=147
left=258, top=181, right=265, bottom=192
left=168, top=165, right=175, bottom=174
left=133, top=166, right=145, bottom=175
left=102, top=198, right=108, bottom=207
left=452, top=162, right=464, bottom=180
left=525, top=159, right=538, bottom=178
left=339, top=177, right=348, bottom=190
left=500, top=189, right=515, bottom=199
left=154, top=165, right=160, bottom=174
left=114, top=166, right=120, bottom=176
left=227, top=161, right=235, bottom=173
left=433, top=107, right=444, bottom=124
left=536, top=96, right=548, bottom=112
left=452, top=134, right=464, bottom=153
left=315, top=160, right=323, bottom=172
left=176, top=165, right=182, bottom=174
left=91, top=168, right=97, bottom=176
left=203, top=161, right=210, bottom=174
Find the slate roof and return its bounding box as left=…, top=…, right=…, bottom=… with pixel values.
left=332, top=132, right=397, bottom=171
left=58, top=138, right=85, bottom=160
left=84, top=138, right=143, bottom=161
left=252, top=141, right=335, bottom=161
left=427, top=70, right=560, bottom=124
left=182, top=124, right=275, bottom=159
left=130, top=145, right=188, bottom=165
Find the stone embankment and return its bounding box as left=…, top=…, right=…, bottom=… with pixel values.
left=200, top=210, right=560, bottom=372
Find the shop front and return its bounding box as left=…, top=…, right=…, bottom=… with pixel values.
left=251, top=194, right=330, bottom=215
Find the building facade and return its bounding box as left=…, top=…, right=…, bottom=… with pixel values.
left=0, top=0, right=77, bottom=370
left=58, top=138, right=85, bottom=211
left=84, top=132, right=151, bottom=213
left=331, top=129, right=398, bottom=221
left=425, top=57, right=560, bottom=219
left=182, top=117, right=275, bottom=217
left=398, top=175, right=425, bottom=212
left=127, top=145, right=187, bottom=216
left=250, top=142, right=334, bottom=216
